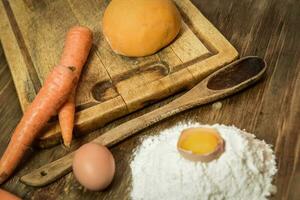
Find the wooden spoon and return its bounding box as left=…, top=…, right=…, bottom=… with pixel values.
left=20, top=56, right=266, bottom=187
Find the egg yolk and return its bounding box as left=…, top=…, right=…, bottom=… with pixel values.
left=179, top=128, right=221, bottom=154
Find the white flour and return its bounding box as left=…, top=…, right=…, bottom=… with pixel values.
left=130, top=123, right=277, bottom=200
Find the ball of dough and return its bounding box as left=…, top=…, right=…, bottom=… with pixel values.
left=102, top=0, right=182, bottom=57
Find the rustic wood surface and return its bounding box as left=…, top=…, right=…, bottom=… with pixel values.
left=20, top=56, right=266, bottom=187
left=0, top=0, right=238, bottom=148
left=0, top=0, right=299, bottom=199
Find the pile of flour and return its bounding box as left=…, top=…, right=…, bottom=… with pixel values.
left=130, top=123, right=277, bottom=200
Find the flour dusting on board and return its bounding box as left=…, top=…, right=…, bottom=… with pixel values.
left=130, top=123, right=277, bottom=200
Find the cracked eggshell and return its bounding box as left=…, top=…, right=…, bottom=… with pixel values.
left=177, top=127, right=225, bottom=162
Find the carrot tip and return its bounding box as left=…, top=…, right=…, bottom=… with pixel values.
left=0, top=171, right=9, bottom=184
left=63, top=141, right=72, bottom=148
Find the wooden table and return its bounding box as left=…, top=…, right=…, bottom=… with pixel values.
left=0, top=0, right=299, bottom=199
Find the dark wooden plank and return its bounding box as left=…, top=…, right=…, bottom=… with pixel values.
left=0, top=0, right=299, bottom=199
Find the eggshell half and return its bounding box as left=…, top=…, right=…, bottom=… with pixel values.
left=177, top=127, right=225, bottom=162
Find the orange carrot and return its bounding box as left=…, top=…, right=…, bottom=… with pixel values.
left=0, top=188, right=21, bottom=200
left=58, top=26, right=93, bottom=147
left=0, top=65, right=77, bottom=184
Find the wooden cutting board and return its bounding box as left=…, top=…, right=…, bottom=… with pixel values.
left=0, top=0, right=238, bottom=148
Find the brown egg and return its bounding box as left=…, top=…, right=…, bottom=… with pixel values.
left=72, top=143, right=115, bottom=191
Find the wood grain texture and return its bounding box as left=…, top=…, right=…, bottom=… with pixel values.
left=0, top=0, right=299, bottom=200
left=0, top=0, right=237, bottom=148
left=20, top=56, right=266, bottom=187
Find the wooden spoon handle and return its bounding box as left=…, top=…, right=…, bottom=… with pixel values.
left=19, top=86, right=238, bottom=186
left=20, top=95, right=205, bottom=186
left=21, top=152, right=74, bottom=187
left=94, top=101, right=197, bottom=146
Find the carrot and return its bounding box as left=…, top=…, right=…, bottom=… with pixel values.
left=58, top=26, right=93, bottom=147
left=0, top=188, right=21, bottom=200
left=0, top=65, right=77, bottom=184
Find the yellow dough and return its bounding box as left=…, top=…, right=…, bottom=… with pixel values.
left=102, top=0, right=182, bottom=57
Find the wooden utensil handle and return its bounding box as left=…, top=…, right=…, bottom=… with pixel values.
left=20, top=152, right=74, bottom=186
left=20, top=95, right=207, bottom=187
left=94, top=99, right=196, bottom=147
